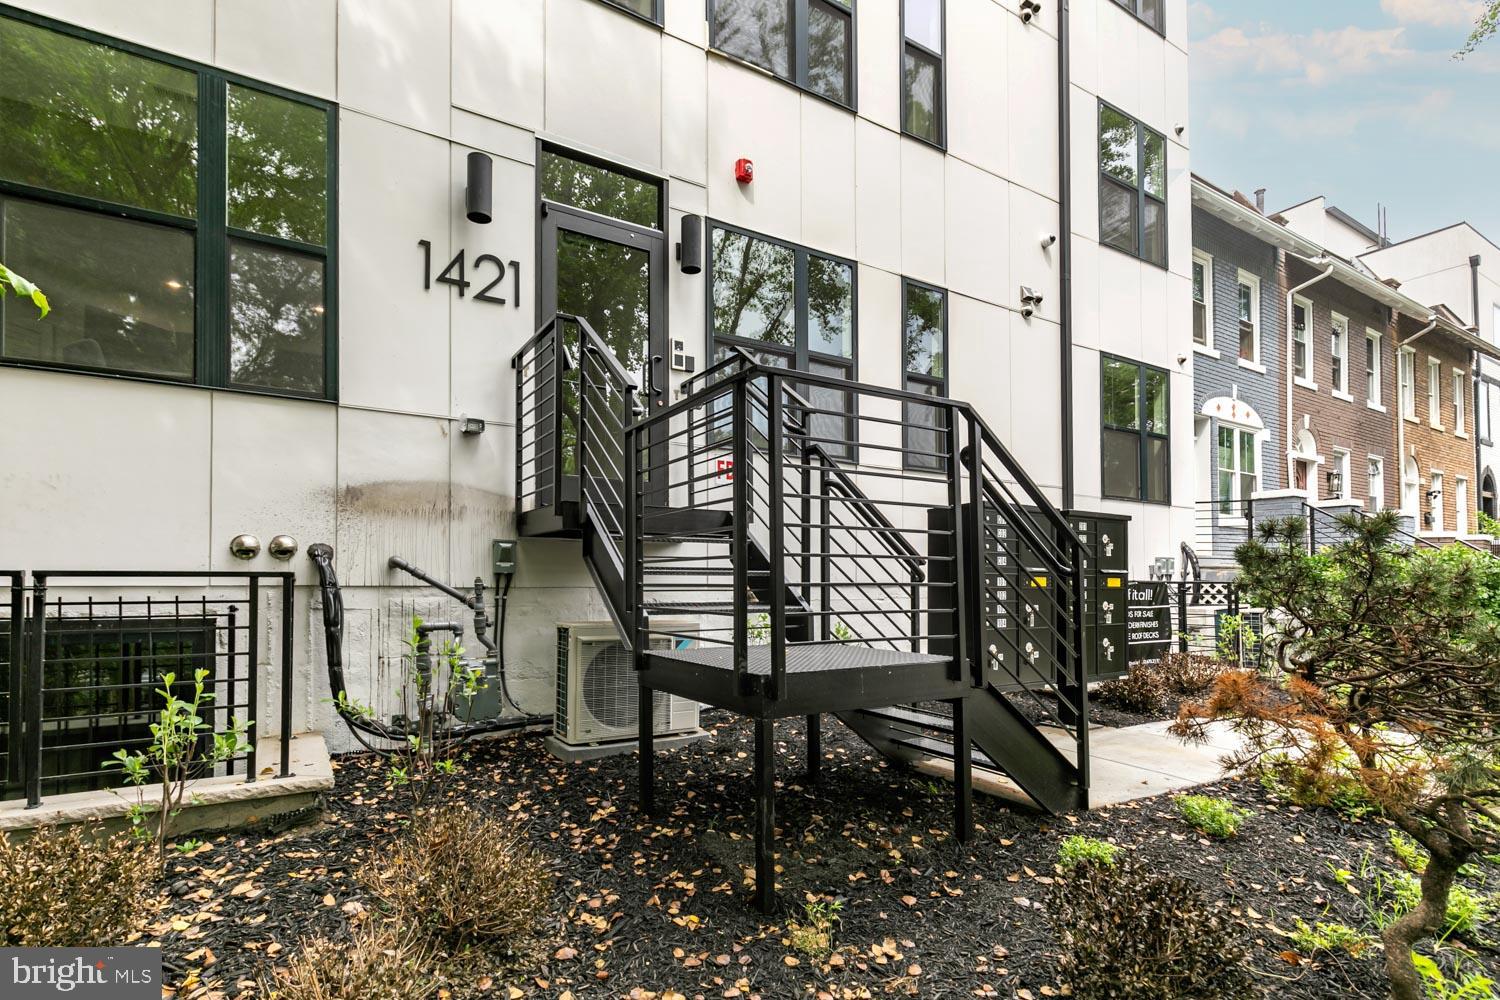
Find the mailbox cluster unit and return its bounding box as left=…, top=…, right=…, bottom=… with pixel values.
left=928, top=503, right=1131, bottom=695
left=1066, top=510, right=1131, bottom=684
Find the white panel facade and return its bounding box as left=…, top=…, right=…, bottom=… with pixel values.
left=0, top=0, right=1191, bottom=753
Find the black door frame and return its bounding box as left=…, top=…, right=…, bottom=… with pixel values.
left=538, top=199, right=670, bottom=506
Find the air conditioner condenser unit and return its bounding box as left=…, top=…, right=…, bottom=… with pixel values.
left=545, top=619, right=705, bottom=761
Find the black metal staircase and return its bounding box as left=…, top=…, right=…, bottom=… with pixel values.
left=513, top=318, right=1089, bottom=911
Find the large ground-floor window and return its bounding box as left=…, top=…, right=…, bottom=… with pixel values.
left=0, top=9, right=336, bottom=399
left=1102, top=354, right=1170, bottom=503
left=708, top=223, right=856, bottom=457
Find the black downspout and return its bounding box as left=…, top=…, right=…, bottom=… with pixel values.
left=1058, top=0, right=1075, bottom=509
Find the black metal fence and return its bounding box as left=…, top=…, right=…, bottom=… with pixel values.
left=1, top=570, right=295, bottom=807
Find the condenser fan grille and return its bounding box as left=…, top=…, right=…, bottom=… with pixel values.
left=578, top=639, right=671, bottom=730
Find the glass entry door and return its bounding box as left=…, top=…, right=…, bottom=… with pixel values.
left=540, top=202, right=667, bottom=505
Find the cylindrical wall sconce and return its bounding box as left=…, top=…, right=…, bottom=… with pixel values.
left=465, top=151, right=493, bottom=225
left=677, top=214, right=702, bottom=275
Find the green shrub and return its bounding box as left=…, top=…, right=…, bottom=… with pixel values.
left=0, top=823, right=157, bottom=947
left=1096, top=667, right=1171, bottom=714
left=1175, top=795, right=1251, bottom=839
left=262, top=924, right=434, bottom=1000
left=1391, top=829, right=1429, bottom=874
left=1412, top=952, right=1498, bottom=1000
left=1288, top=917, right=1374, bottom=957
left=360, top=804, right=551, bottom=950
left=1057, top=835, right=1120, bottom=872
left=1386, top=872, right=1490, bottom=938
left=1048, top=858, right=1250, bottom=999
left=1257, top=752, right=1381, bottom=819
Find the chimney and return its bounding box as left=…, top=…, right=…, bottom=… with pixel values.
left=1254, top=188, right=1266, bottom=213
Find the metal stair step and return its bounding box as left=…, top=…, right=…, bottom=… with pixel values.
left=643, top=600, right=770, bottom=614
left=889, top=732, right=1001, bottom=772
left=856, top=705, right=955, bottom=733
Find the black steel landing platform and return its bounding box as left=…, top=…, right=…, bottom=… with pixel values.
left=637, top=642, right=973, bottom=914
left=641, top=643, right=963, bottom=718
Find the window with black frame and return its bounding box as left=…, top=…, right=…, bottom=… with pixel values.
left=709, top=224, right=856, bottom=457
left=711, top=0, right=854, bottom=107
left=902, top=0, right=944, bottom=146
left=1102, top=355, right=1170, bottom=503
left=1098, top=103, right=1166, bottom=268
left=902, top=280, right=947, bottom=471
left=1110, top=0, right=1163, bottom=32
left=594, top=0, right=661, bottom=24
left=0, top=11, right=336, bottom=399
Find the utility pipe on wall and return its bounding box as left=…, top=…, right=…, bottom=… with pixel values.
left=1285, top=259, right=1336, bottom=489
left=1057, top=0, right=1075, bottom=509
left=1397, top=315, right=1439, bottom=519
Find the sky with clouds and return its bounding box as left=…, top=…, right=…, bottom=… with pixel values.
left=1189, top=0, right=1500, bottom=244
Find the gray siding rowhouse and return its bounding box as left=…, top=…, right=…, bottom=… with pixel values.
left=1192, top=205, right=1286, bottom=494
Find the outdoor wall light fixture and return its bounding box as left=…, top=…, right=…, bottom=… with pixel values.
left=677, top=215, right=703, bottom=275
left=1327, top=470, right=1343, bottom=496
left=459, top=414, right=486, bottom=436
left=268, top=535, right=299, bottom=560
left=465, top=151, right=493, bottom=225
left=229, top=534, right=261, bottom=560
left=1019, top=0, right=1041, bottom=22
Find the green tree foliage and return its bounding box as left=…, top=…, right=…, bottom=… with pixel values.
left=1458, top=2, right=1499, bottom=57
left=0, top=262, right=48, bottom=317
left=1175, top=512, right=1500, bottom=1000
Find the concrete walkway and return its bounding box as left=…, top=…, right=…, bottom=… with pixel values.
left=1077, top=720, right=1242, bottom=806
left=912, top=719, right=1244, bottom=811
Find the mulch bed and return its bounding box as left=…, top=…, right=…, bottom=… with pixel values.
left=151, top=711, right=1499, bottom=999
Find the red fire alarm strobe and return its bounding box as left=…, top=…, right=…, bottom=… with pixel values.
left=735, top=158, right=754, bottom=184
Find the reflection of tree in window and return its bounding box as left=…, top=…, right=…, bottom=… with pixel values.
left=0, top=15, right=198, bottom=217
left=712, top=229, right=794, bottom=348
left=540, top=150, right=660, bottom=230
left=229, top=241, right=325, bottom=394
left=903, top=286, right=945, bottom=378
left=903, top=282, right=946, bottom=471
left=807, top=256, right=852, bottom=358
left=1099, top=108, right=1137, bottom=183
left=806, top=3, right=850, bottom=104
left=228, top=86, right=327, bottom=246
left=712, top=0, right=792, bottom=78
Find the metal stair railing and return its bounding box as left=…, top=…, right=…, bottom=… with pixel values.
left=626, top=360, right=971, bottom=699
left=959, top=410, right=1088, bottom=785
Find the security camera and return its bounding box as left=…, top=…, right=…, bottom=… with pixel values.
left=1041, top=233, right=1057, bottom=248
left=1020, top=286, right=1043, bottom=319
left=1020, top=0, right=1041, bottom=22
left=1174, top=124, right=1185, bottom=137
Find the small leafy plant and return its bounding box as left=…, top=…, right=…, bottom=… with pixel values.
left=1175, top=795, right=1251, bottom=839
left=786, top=896, right=843, bottom=960
left=1057, top=835, right=1120, bottom=872
left=336, top=616, right=485, bottom=805
left=1288, top=917, right=1374, bottom=957
left=106, top=669, right=251, bottom=864
left=1412, top=952, right=1497, bottom=1000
